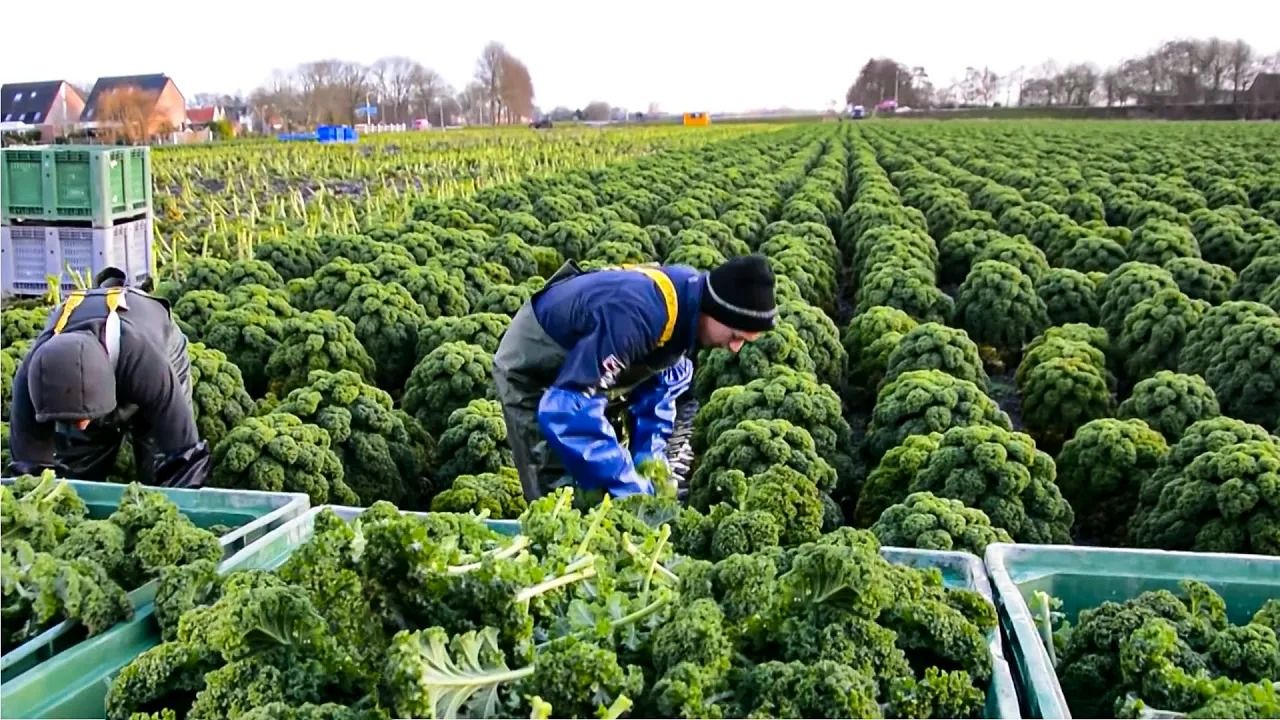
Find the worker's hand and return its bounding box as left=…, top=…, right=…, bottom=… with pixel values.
left=609, top=467, right=655, bottom=498
left=634, top=453, right=677, bottom=498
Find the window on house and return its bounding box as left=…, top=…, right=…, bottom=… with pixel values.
left=33, top=111, right=43, bottom=122
left=14, top=92, right=23, bottom=102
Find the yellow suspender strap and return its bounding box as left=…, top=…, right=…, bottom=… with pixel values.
left=627, top=266, right=678, bottom=347
left=52, top=292, right=88, bottom=334
left=51, top=287, right=126, bottom=334
left=104, top=288, right=126, bottom=312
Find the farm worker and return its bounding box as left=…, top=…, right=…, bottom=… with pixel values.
left=492, top=254, right=778, bottom=501
left=6, top=268, right=212, bottom=488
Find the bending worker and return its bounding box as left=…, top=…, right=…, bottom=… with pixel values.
left=493, top=254, right=778, bottom=500
left=7, top=269, right=211, bottom=488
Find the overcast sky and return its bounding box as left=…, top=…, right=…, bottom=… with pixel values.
left=3, top=0, right=1277, bottom=113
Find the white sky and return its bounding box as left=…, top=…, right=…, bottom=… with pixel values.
left=3, top=0, right=1277, bottom=113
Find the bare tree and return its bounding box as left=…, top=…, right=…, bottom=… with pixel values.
left=1255, top=50, right=1280, bottom=74
left=428, top=93, right=462, bottom=127
left=1101, top=69, right=1121, bottom=105
left=1090, top=36, right=1268, bottom=106
left=250, top=69, right=305, bottom=131
left=457, top=81, right=489, bottom=124
left=96, top=86, right=160, bottom=144
left=1059, top=63, right=1100, bottom=105
left=1018, top=61, right=1065, bottom=106
left=333, top=61, right=370, bottom=123
left=1199, top=37, right=1230, bottom=102
left=474, top=42, right=507, bottom=125
left=1226, top=40, right=1257, bottom=102
left=961, top=66, right=1001, bottom=105
left=372, top=56, right=422, bottom=123
left=410, top=68, right=449, bottom=123
left=297, top=60, right=334, bottom=124
left=498, top=53, right=535, bottom=122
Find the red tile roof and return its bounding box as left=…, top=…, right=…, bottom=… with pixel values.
left=187, top=106, right=215, bottom=124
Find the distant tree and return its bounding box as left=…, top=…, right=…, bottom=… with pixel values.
left=371, top=56, right=424, bottom=123
left=333, top=61, right=370, bottom=123
left=457, top=82, right=487, bottom=124
left=582, top=101, right=611, bottom=121
left=411, top=68, right=449, bottom=122
left=1057, top=36, right=1267, bottom=107
left=845, top=58, right=931, bottom=108
left=961, top=66, right=1001, bottom=105
left=1059, top=64, right=1100, bottom=105
left=498, top=53, right=535, bottom=123
left=293, top=59, right=371, bottom=124
left=96, top=85, right=158, bottom=144
left=1017, top=62, right=1098, bottom=106
left=466, top=41, right=537, bottom=124
left=209, top=118, right=235, bottom=140
left=1226, top=40, right=1257, bottom=102
left=250, top=69, right=304, bottom=131
left=1262, top=51, right=1280, bottom=71
left=474, top=41, right=506, bottom=124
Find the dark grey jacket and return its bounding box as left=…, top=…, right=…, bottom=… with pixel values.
left=8, top=286, right=198, bottom=469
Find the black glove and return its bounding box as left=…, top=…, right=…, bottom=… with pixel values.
left=4, top=460, right=62, bottom=477
left=153, top=441, right=212, bottom=489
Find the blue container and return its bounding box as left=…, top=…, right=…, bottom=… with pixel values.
left=315, top=125, right=357, bottom=144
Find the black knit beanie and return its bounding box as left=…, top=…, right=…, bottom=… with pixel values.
left=700, top=254, right=778, bottom=332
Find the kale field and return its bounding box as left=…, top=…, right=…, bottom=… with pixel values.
left=3, top=119, right=1279, bottom=719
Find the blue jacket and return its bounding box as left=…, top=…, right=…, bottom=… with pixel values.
left=532, top=264, right=704, bottom=497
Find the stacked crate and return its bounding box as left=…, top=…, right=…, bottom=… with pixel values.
left=1, top=145, right=155, bottom=297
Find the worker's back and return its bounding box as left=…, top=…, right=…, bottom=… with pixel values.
left=29, top=287, right=186, bottom=374
left=531, top=264, right=704, bottom=369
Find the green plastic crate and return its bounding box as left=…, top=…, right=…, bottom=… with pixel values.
left=1, top=145, right=153, bottom=227
left=984, top=543, right=1280, bottom=719
left=0, top=479, right=309, bottom=684
left=883, top=547, right=1022, bottom=720
left=1, top=507, right=1021, bottom=719
left=0, top=504, right=508, bottom=719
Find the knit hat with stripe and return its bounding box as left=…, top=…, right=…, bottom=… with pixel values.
left=700, top=254, right=778, bottom=333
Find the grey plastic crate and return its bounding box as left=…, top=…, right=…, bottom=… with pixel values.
left=1, top=215, right=152, bottom=297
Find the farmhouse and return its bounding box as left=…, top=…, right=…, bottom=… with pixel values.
left=0, top=80, right=86, bottom=141
left=80, top=73, right=187, bottom=142
left=1248, top=73, right=1280, bottom=103
left=187, top=104, right=258, bottom=135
